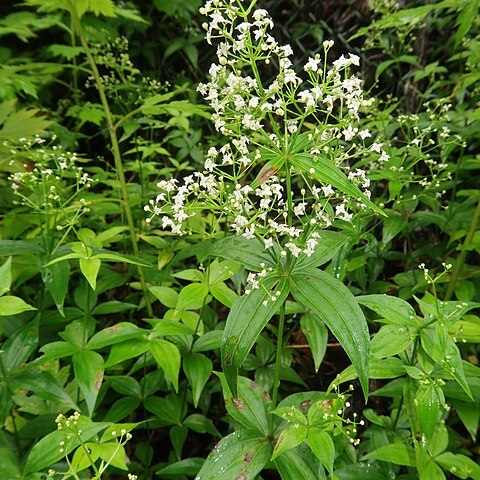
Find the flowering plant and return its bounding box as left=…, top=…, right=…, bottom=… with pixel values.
left=145, top=0, right=386, bottom=476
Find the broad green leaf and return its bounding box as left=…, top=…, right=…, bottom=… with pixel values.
left=183, top=414, right=221, bottom=437
left=149, top=286, right=178, bottom=308
left=436, top=452, right=480, bottom=480
left=0, top=100, right=51, bottom=141
left=296, top=230, right=350, bottom=269
left=356, top=294, right=417, bottom=326
left=144, top=396, right=181, bottom=425
left=1, top=318, right=38, bottom=370
left=105, top=338, right=149, bottom=367
left=217, top=373, right=272, bottom=434
left=450, top=399, right=479, bottom=441
left=91, top=301, right=137, bottom=315
left=416, top=384, right=443, bottom=441
left=362, top=444, right=416, bottom=466
left=149, top=339, right=181, bottom=392
left=38, top=341, right=80, bottom=362
left=76, top=0, right=116, bottom=17
left=454, top=0, right=480, bottom=48
left=79, top=257, right=101, bottom=290
left=0, top=296, right=37, bottom=316
left=172, top=268, right=204, bottom=282
left=157, top=458, right=204, bottom=477
left=90, top=442, right=128, bottom=470
left=192, top=330, right=223, bottom=352
left=300, top=313, right=328, bottom=372
left=152, top=319, right=194, bottom=336
left=41, top=260, right=69, bottom=314
left=290, top=152, right=384, bottom=215
left=272, top=424, right=308, bottom=460
left=104, top=397, right=140, bottom=423
left=23, top=420, right=108, bottom=474
left=0, top=239, right=42, bottom=256
left=307, top=428, right=334, bottom=475
left=222, top=276, right=289, bottom=396
left=176, top=283, right=209, bottom=311
left=0, top=257, right=12, bottom=295
left=210, top=281, right=238, bottom=308
left=290, top=267, right=370, bottom=398
left=375, top=55, right=419, bottom=81
left=9, top=368, right=78, bottom=409
left=274, top=447, right=320, bottom=480
left=196, top=429, right=272, bottom=480
left=371, top=324, right=414, bottom=358
left=271, top=406, right=307, bottom=426
left=0, top=446, right=21, bottom=479
left=210, top=236, right=273, bottom=272
left=73, top=350, right=104, bottom=416
left=87, top=322, right=146, bottom=350
left=183, top=353, right=212, bottom=407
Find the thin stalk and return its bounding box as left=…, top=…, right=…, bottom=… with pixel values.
left=272, top=302, right=286, bottom=407
left=68, top=2, right=152, bottom=316
left=445, top=198, right=480, bottom=300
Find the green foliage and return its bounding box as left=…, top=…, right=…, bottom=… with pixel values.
left=0, top=0, right=479, bottom=478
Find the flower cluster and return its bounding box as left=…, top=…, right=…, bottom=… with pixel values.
left=146, top=0, right=381, bottom=266
left=6, top=136, right=93, bottom=228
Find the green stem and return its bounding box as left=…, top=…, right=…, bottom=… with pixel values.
left=445, top=198, right=480, bottom=301
left=272, top=302, right=286, bottom=407
left=68, top=2, right=152, bottom=316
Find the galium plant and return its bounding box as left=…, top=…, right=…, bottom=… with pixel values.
left=146, top=0, right=386, bottom=477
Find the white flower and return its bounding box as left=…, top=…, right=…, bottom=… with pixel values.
left=304, top=56, right=321, bottom=72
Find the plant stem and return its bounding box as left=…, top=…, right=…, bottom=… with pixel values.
left=272, top=302, right=286, bottom=407
left=445, top=198, right=480, bottom=301
left=68, top=2, right=152, bottom=316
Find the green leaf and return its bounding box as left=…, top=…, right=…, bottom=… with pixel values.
left=375, top=55, right=419, bottom=81
left=436, top=452, right=480, bottom=480
left=149, top=286, right=178, bottom=308
left=210, top=236, right=273, bottom=272
left=217, top=373, right=272, bottom=434
left=87, top=322, right=146, bottom=350
left=152, top=319, right=194, bottom=336
left=450, top=398, right=479, bottom=441
left=144, top=396, right=182, bottom=425
left=23, top=420, right=108, bottom=474
left=76, top=0, right=116, bottom=17
left=272, top=424, right=308, bottom=460
left=0, top=239, right=42, bottom=256
left=300, top=313, right=328, bottom=372
left=73, top=350, right=104, bottom=416
left=222, top=276, right=289, bottom=396
left=105, top=338, right=149, bottom=367
left=210, top=281, right=238, bottom=308
left=371, top=324, right=414, bottom=358
left=91, top=301, right=137, bottom=315
left=38, top=341, right=80, bottom=362
left=176, top=283, right=209, bottom=311
left=149, top=339, right=181, bottom=392
left=455, top=0, right=480, bottom=48
left=0, top=257, right=12, bottom=295
left=183, top=353, right=212, bottom=407
left=290, top=152, right=384, bottom=215
left=196, top=429, right=272, bottom=480
left=362, top=444, right=416, bottom=466
left=356, top=294, right=417, bottom=326
left=274, top=447, right=320, bottom=480
left=290, top=267, right=370, bottom=398
left=9, top=368, right=78, bottom=409
left=0, top=296, right=37, bottom=316
left=41, top=260, right=69, bottom=315
left=1, top=318, right=38, bottom=370
left=156, top=458, right=205, bottom=477
left=79, top=257, right=101, bottom=290
left=192, top=330, right=223, bottom=352
left=0, top=100, right=51, bottom=141
left=307, top=428, right=334, bottom=475
left=183, top=414, right=221, bottom=437
left=296, top=231, right=350, bottom=269
left=416, top=384, right=443, bottom=441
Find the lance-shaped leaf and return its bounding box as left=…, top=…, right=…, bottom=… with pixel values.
left=290, top=267, right=370, bottom=398
left=73, top=350, right=104, bottom=416
left=195, top=429, right=272, bottom=480
left=222, top=276, right=289, bottom=397
left=290, top=152, right=385, bottom=216
left=210, top=236, right=274, bottom=272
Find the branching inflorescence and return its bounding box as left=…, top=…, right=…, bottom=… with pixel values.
left=145, top=0, right=385, bottom=267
